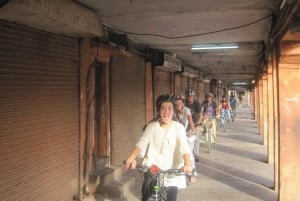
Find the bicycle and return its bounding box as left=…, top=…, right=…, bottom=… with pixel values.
left=123, top=161, right=185, bottom=201
left=220, top=109, right=231, bottom=132
left=230, top=109, right=235, bottom=121
left=203, top=118, right=213, bottom=153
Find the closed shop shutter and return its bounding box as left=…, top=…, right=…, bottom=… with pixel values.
left=153, top=68, right=171, bottom=102
left=0, top=21, right=79, bottom=200
left=182, top=76, right=188, bottom=93
left=188, top=77, right=194, bottom=89
left=198, top=82, right=205, bottom=102
left=174, top=74, right=182, bottom=95
left=110, top=54, right=145, bottom=165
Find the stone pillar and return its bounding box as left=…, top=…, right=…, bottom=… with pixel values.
left=262, top=75, right=268, bottom=146
left=258, top=78, right=263, bottom=136
left=278, top=39, right=300, bottom=201
left=272, top=47, right=280, bottom=192
left=267, top=57, right=275, bottom=165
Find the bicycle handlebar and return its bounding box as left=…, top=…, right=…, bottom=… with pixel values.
left=123, top=160, right=185, bottom=176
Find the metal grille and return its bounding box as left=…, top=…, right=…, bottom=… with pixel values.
left=0, top=21, right=79, bottom=201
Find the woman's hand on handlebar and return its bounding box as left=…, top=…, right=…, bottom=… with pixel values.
left=183, top=164, right=193, bottom=174
left=186, top=131, right=194, bottom=137
left=126, top=158, right=136, bottom=169
left=125, top=158, right=137, bottom=170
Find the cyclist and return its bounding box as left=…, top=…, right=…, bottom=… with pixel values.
left=229, top=95, right=237, bottom=120
left=125, top=94, right=192, bottom=201
left=184, top=88, right=202, bottom=161
left=175, top=95, right=197, bottom=183
left=200, top=92, right=218, bottom=144
left=219, top=95, right=232, bottom=124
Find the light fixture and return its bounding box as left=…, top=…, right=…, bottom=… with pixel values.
left=191, top=43, right=239, bottom=51
left=232, top=82, right=248, bottom=85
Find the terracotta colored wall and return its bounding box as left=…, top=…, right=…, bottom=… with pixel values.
left=278, top=40, right=300, bottom=201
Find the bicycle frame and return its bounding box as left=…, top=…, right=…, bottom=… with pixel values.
left=147, top=165, right=184, bottom=201
left=148, top=171, right=167, bottom=201
left=205, top=119, right=213, bottom=153
left=124, top=161, right=184, bottom=201
left=221, top=109, right=230, bottom=132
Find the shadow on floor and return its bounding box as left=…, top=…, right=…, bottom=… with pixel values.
left=198, top=156, right=274, bottom=188
left=197, top=162, right=277, bottom=201
left=212, top=143, right=267, bottom=162
left=219, top=132, right=262, bottom=144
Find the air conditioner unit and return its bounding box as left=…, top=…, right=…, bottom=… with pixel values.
left=182, top=64, right=199, bottom=78
left=152, top=52, right=182, bottom=72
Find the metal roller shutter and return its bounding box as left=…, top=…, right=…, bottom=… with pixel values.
left=182, top=76, right=188, bottom=93
left=0, top=21, right=79, bottom=201
left=110, top=54, right=145, bottom=165
left=198, top=82, right=205, bottom=102
left=153, top=68, right=171, bottom=102
left=174, top=74, right=182, bottom=95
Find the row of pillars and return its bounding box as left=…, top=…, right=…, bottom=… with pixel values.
left=254, top=37, right=300, bottom=201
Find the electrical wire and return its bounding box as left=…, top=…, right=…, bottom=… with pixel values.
left=103, top=14, right=273, bottom=39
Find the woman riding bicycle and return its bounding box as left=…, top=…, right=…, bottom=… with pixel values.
left=125, top=94, right=192, bottom=201
left=200, top=93, right=218, bottom=144
left=219, top=95, right=232, bottom=123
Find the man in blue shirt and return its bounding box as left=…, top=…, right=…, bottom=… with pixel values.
left=229, top=95, right=237, bottom=120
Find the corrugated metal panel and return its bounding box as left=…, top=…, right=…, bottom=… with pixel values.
left=0, top=21, right=79, bottom=201
left=174, top=74, right=182, bottom=95
left=188, top=77, right=194, bottom=89
left=182, top=76, right=188, bottom=93
left=198, top=81, right=205, bottom=102
left=153, top=68, right=171, bottom=101
left=110, top=54, right=145, bottom=165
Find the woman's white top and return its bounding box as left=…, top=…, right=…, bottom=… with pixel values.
left=177, top=107, right=196, bottom=142
left=136, top=120, right=191, bottom=188
left=177, top=106, right=191, bottom=130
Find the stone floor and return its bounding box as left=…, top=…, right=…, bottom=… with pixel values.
left=177, top=107, right=278, bottom=201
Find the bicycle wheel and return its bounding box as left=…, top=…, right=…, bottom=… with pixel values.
left=207, top=128, right=211, bottom=153
left=221, top=118, right=226, bottom=132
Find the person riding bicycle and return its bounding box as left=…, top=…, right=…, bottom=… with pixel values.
left=229, top=95, right=237, bottom=120
left=219, top=95, right=232, bottom=123
left=175, top=95, right=197, bottom=183
left=184, top=88, right=202, bottom=161
left=200, top=92, right=218, bottom=144
left=125, top=94, right=192, bottom=201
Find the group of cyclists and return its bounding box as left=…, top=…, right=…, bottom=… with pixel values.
left=125, top=89, right=237, bottom=201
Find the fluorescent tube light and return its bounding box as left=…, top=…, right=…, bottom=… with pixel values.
left=232, top=82, right=248, bottom=85
left=191, top=43, right=239, bottom=50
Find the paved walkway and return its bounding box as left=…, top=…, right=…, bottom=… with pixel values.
left=177, top=107, right=278, bottom=201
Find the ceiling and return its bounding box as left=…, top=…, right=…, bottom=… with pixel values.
left=76, top=0, right=280, bottom=89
